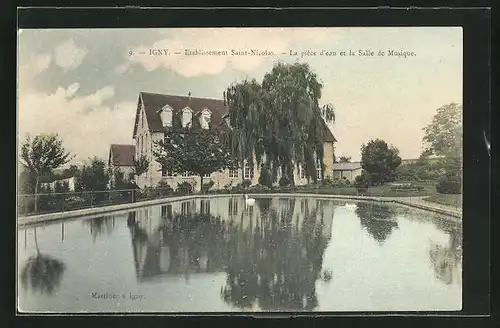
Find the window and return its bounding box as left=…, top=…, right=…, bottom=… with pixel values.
left=299, top=164, right=306, bottom=179
left=160, top=107, right=173, bottom=127
left=182, top=108, right=192, bottom=128
left=203, top=173, right=211, bottom=178
left=228, top=168, right=238, bottom=178
left=162, top=165, right=173, bottom=177
left=200, top=200, right=210, bottom=214
left=181, top=201, right=191, bottom=215
left=316, top=159, right=322, bottom=180
left=167, top=205, right=173, bottom=219
left=243, top=162, right=254, bottom=180
left=200, top=109, right=211, bottom=129
left=182, top=172, right=191, bottom=177
left=228, top=198, right=238, bottom=216
left=161, top=205, right=167, bottom=218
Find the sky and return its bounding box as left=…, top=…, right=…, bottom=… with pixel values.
left=17, top=27, right=462, bottom=165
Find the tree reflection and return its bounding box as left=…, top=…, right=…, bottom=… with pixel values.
left=83, top=215, right=115, bottom=241
left=355, top=202, right=398, bottom=244
left=20, top=228, right=66, bottom=295
left=429, top=221, right=462, bottom=285
left=221, top=200, right=330, bottom=311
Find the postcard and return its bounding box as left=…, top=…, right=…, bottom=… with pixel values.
left=17, top=26, right=463, bottom=313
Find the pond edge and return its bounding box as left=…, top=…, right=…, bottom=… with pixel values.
left=17, top=193, right=462, bottom=228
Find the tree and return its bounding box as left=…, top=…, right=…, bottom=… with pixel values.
left=423, top=103, right=462, bottom=158
left=423, top=103, right=462, bottom=193
left=338, top=156, right=351, bottom=163
left=20, top=134, right=73, bottom=212
left=223, top=62, right=335, bottom=187
left=153, top=127, right=236, bottom=191
left=132, top=154, right=150, bottom=180
left=75, top=157, right=109, bottom=192
left=360, top=139, right=402, bottom=185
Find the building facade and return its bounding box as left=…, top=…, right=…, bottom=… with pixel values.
left=132, top=92, right=337, bottom=191
left=332, top=162, right=363, bottom=182
left=108, top=144, right=136, bottom=182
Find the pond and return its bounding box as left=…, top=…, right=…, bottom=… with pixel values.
left=17, top=196, right=462, bottom=313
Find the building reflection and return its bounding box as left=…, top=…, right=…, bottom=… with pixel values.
left=126, top=197, right=334, bottom=311
left=355, top=202, right=399, bottom=244
left=429, top=220, right=462, bottom=285
left=83, top=215, right=115, bottom=241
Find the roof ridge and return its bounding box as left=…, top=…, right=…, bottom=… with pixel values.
left=139, top=91, right=224, bottom=102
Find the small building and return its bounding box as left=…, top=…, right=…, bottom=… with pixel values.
left=108, top=144, right=136, bottom=181
left=332, top=162, right=363, bottom=182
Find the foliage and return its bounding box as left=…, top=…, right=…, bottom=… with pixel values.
left=338, top=156, right=351, bottom=163
left=176, top=181, right=194, bottom=195
left=241, top=179, right=252, bottom=188
left=109, top=167, right=128, bottom=190
left=223, top=62, right=335, bottom=187
left=75, top=157, right=109, bottom=193
left=132, top=154, right=150, bottom=178
left=423, top=103, right=462, bottom=158
left=360, top=139, right=402, bottom=185
left=258, top=164, right=273, bottom=188
left=395, top=159, right=441, bottom=181
left=278, top=175, right=291, bottom=187
left=354, top=171, right=371, bottom=190
left=355, top=203, right=398, bottom=244
left=154, top=127, right=236, bottom=189
left=436, top=171, right=462, bottom=194
left=201, top=180, right=215, bottom=193
left=19, top=133, right=73, bottom=212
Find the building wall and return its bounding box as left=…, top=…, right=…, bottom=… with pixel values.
left=333, top=167, right=363, bottom=182
left=136, top=116, right=336, bottom=190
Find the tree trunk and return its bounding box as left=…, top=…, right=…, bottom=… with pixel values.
left=287, top=163, right=295, bottom=187
left=34, top=227, right=40, bottom=255
left=34, top=175, right=40, bottom=213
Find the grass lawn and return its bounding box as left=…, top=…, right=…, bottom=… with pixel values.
left=423, top=194, right=462, bottom=208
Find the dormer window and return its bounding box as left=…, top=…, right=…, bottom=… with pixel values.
left=159, top=105, right=173, bottom=127
left=200, top=109, right=211, bottom=129
left=182, top=107, right=193, bottom=128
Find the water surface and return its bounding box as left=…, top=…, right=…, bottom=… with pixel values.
left=17, top=196, right=462, bottom=313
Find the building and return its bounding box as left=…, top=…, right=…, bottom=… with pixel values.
left=128, top=197, right=334, bottom=282
left=108, top=144, right=136, bottom=181
left=132, top=92, right=337, bottom=191
left=332, top=162, right=363, bottom=182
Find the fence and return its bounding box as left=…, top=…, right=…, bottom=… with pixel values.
left=17, top=182, right=461, bottom=217
left=17, top=188, right=170, bottom=217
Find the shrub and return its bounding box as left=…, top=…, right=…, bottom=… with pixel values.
left=278, top=175, right=291, bottom=187
left=201, top=180, right=215, bottom=193
left=176, top=181, right=194, bottom=195
left=436, top=172, right=461, bottom=194
left=248, top=184, right=271, bottom=193
left=321, top=177, right=333, bottom=186
left=242, top=179, right=252, bottom=188
left=258, top=165, right=273, bottom=188
left=354, top=172, right=371, bottom=191
left=157, top=181, right=174, bottom=196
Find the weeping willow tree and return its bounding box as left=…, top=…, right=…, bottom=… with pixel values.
left=223, top=62, right=335, bottom=186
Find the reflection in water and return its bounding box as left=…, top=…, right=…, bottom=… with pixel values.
left=126, top=198, right=333, bottom=311
left=429, top=220, right=462, bottom=285
left=20, top=228, right=66, bottom=295
left=355, top=202, right=398, bottom=244
left=83, top=216, right=115, bottom=241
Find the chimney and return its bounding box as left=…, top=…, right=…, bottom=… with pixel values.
left=188, top=91, right=191, bottom=99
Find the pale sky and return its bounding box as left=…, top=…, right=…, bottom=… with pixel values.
left=17, top=27, right=462, bottom=164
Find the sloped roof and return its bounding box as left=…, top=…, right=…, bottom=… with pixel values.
left=333, top=162, right=362, bottom=171
left=133, top=91, right=336, bottom=143
left=133, top=92, right=227, bottom=137
left=109, top=144, right=135, bottom=167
